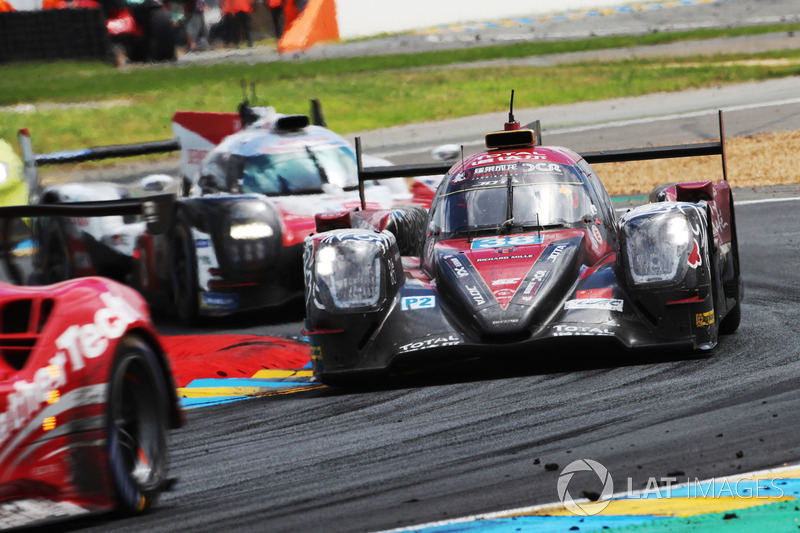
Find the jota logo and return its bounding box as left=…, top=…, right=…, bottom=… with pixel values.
left=557, top=459, right=614, bottom=516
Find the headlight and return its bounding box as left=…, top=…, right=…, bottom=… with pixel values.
left=230, top=221, right=274, bottom=240
left=314, top=241, right=382, bottom=310
left=222, top=201, right=280, bottom=269
left=624, top=211, right=693, bottom=285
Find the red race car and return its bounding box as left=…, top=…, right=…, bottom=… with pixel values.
left=0, top=208, right=182, bottom=527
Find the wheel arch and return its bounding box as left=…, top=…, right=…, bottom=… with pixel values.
left=119, top=327, right=184, bottom=429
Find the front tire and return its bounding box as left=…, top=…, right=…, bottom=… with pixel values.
left=107, top=335, right=170, bottom=514
left=719, top=301, right=741, bottom=334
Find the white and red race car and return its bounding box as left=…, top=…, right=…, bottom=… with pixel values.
left=133, top=99, right=424, bottom=325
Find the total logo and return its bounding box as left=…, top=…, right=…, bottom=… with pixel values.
left=398, top=334, right=461, bottom=353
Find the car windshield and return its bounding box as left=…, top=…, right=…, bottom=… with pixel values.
left=238, top=144, right=358, bottom=195
left=431, top=162, right=594, bottom=236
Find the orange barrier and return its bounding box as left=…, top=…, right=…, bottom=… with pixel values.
left=277, top=0, right=339, bottom=53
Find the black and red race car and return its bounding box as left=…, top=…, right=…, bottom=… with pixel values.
left=303, top=104, right=742, bottom=385
left=0, top=203, right=182, bottom=528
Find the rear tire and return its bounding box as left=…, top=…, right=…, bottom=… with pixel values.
left=107, top=335, right=170, bottom=514
left=171, top=223, right=199, bottom=326
left=41, top=219, right=72, bottom=284
left=148, top=8, right=177, bottom=61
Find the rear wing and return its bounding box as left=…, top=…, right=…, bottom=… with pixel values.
left=18, top=128, right=180, bottom=204
left=355, top=110, right=728, bottom=209
left=18, top=98, right=330, bottom=197
left=0, top=194, right=174, bottom=232
left=0, top=193, right=174, bottom=284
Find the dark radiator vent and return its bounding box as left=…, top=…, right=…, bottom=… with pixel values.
left=0, top=298, right=54, bottom=371
left=2, top=299, right=32, bottom=334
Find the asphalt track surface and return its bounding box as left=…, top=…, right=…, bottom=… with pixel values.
left=41, top=2, right=800, bottom=532
left=50, top=196, right=796, bottom=533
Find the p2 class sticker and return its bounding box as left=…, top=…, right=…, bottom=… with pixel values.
left=400, top=295, right=436, bottom=311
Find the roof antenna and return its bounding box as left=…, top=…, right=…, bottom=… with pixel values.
left=240, top=79, right=248, bottom=105
left=238, top=80, right=259, bottom=128
left=505, top=89, right=520, bottom=131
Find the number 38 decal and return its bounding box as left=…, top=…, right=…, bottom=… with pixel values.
left=471, top=235, right=544, bottom=249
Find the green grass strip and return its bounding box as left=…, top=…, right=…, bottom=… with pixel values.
left=2, top=23, right=800, bottom=154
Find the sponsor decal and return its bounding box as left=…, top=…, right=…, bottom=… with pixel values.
left=474, top=163, right=519, bottom=175
left=188, top=148, right=207, bottom=166
left=401, top=295, right=436, bottom=311
left=492, top=277, right=521, bottom=286
left=466, top=285, right=486, bottom=306
left=551, top=324, right=615, bottom=336
left=398, top=334, right=461, bottom=353
left=475, top=254, right=535, bottom=262
left=590, top=225, right=603, bottom=247
left=518, top=162, right=563, bottom=173
left=310, top=346, right=322, bottom=363
left=0, top=292, right=140, bottom=450
left=494, top=288, right=516, bottom=298
left=529, top=270, right=547, bottom=284
left=196, top=238, right=211, bottom=249
left=448, top=256, right=469, bottom=278
left=471, top=235, right=544, bottom=250
left=564, top=298, right=624, bottom=312
left=688, top=239, right=702, bottom=268
left=201, top=292, right=239, bottom=310
left=577, top=288, right=613, bottom=299
left=467, top=152, right=548, bottom=168
left=492, top=318, right=520, bottom=325
left=451, top=169, right=471, bottom=184
left=696, top=309, right=715, bottom=327
left=547, top=244, right=568, bottom=262
left=512, top=265, right=554, bottom=306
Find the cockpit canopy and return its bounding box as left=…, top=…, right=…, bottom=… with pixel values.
left=197, top=127, right=359, bottom=195
left=429, top=158, right=597, bottom=237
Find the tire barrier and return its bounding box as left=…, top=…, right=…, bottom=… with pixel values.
left=0, top=8, right=112, bottom=64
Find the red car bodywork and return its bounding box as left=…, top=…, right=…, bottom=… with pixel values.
left=0, top=277, right=180, bottom=527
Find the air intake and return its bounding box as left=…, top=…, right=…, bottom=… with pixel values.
left=0, top=298, right=54, bottom=371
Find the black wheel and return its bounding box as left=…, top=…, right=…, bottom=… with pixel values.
left=171, top=223, right=198, bottom=326
left=719, top=301, right=741, bottom=334
left=148, top=8, right=177, bottom=61
left=107, top=335, right=170, bottom=514
left=126, top=36, right=149, bottom=63
left=41, top=219, right=72, bottom=284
